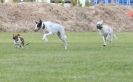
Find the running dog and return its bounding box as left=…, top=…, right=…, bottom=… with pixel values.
left=34, top=19, right=67, bottom=49
left=96, top=20, right=117, bottom=46
left=13, top=34, right=24, bottom=48
left=13, top=34, right=29, bottom=48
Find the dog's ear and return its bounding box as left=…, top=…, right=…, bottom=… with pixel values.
left=35, top=21, right=38, bottom=24
left=97, top=20, right=103, bottom=25
left=39, top=19, right=42, bottom=23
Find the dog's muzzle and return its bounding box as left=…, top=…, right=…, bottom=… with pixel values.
left=97, top=24, right=103, bottom=30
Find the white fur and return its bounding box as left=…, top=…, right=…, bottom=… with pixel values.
left=35, top=21, right=67, bottom=49
left=97, top=20, right=117, bottom=46
left=13, top=37, right=23, bottom=48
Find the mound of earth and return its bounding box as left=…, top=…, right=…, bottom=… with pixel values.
left=0, top=3, right=133, bottom=32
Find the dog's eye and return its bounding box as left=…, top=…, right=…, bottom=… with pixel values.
left=13, top=36, right=18, bottom=40
left=37, top=23, right=41, bottom=27
left=37, top=24, right=40, bottom=27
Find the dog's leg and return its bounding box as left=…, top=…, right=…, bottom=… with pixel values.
left=15, top=44, right=18, bottom=48
left=61, top=36, right=67, bottom=50
left=106, top=34, right=112, bottom=42
left=57, top=31, right=67, bottom=50
left=21, top=44, right=24, bottom=48
left=13, top=41, right=17, bottom=48
left=42, top=34, right=48, bottom=42
left=17, top=44, right=20, bottom=48
left=113, top=33, right=118, bottom=40
left=109, top=34, right=113, bottom=42
left=42, top=32, right=53, bottom=42
left=64, top=39, right=67, bottom=50
left=102, top=36, right=107, bottom=46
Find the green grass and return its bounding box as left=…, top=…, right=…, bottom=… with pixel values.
left=0, top=32, right=133, bottom=82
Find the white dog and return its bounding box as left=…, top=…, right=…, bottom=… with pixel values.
left=34, top=19, right=67, bottom=50
left=96, top=20, right=117, bottom=46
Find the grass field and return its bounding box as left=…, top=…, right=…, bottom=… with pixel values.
left=0, top=32, right=133, bottom=82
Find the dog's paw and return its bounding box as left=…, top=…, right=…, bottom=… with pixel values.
left=65, top=46, right=67, bottom=50
left=103, top=45, right=106, bottom=47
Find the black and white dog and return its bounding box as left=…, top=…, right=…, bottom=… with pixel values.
left=34, top=19, right=68, bottom=50
left=96, top=20, right=117, bottom=46
left=13, top=34, right=25, bottom=48
left=13, top=34, right=29, bottom=48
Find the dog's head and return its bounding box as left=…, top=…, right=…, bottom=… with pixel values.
left=96, top=20, right=103, bottom=30
left=34, top=19, right=45, bottom=32
left=13, top=34, right=20, bottom=42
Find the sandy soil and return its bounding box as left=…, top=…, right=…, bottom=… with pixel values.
left=0, top=3, right=133, bottom=32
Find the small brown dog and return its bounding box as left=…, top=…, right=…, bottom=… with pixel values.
left=13, top=34, right=25, bottom=48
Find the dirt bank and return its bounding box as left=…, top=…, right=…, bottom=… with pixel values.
left=0, top=3, right=133, bottom=32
